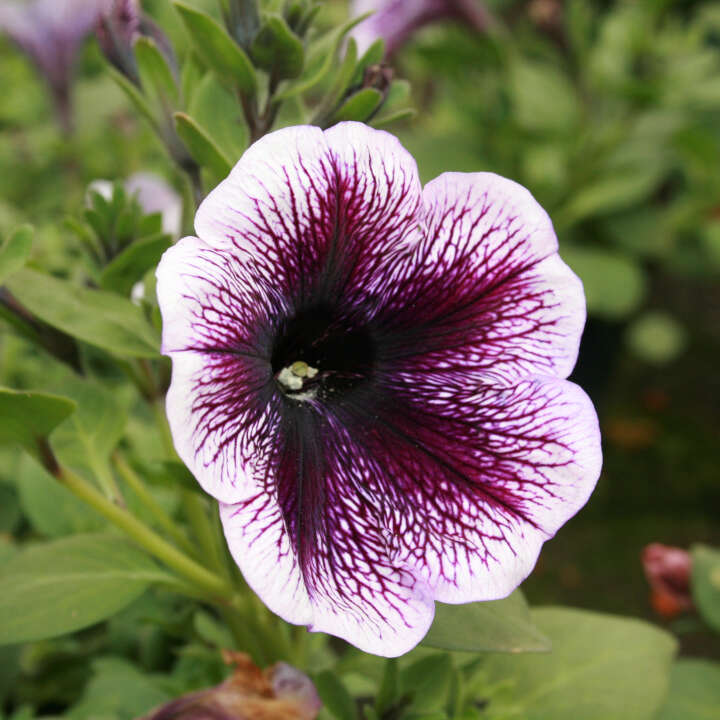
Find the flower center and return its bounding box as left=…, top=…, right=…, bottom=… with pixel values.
left=271, top=304, right=375, bottom=402
left=276, top=361, right=320, bottom=400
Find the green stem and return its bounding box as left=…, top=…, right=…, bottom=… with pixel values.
left=152, top=397, right=176, bottom=459
left=182, top=490, right=227, bottom=577
left=113, top=452, right=197, bottom=557
left=57, top=465, right=234, bottom=600
left=219, top=605, right=268, bottom=666
left=91, top=456, right=126, bottom=506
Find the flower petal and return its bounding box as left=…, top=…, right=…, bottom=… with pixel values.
left=375, top=172, right=585, bottom=383
left=219, top=372, right=598, bottom=654
left=194, top=122, right=421, bottom=312
left=219, top=413, right=436, bottom=657
left=157, top=236, right=280, bottom=503
left=370, top=374, right=602, bottom=603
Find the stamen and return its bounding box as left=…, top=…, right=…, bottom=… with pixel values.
left=277, top=361, right=320, bottom=399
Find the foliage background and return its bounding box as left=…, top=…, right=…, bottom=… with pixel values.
left=0, top=0, right=719, bottom=717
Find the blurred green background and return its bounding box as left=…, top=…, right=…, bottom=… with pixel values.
left=0, top=0, right=719, bottom=712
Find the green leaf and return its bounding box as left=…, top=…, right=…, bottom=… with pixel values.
left=181, top=53, right=204, bottom=107
left=422, top=590, right=551, bottom=654
left=51, top=378, right=127, bottom=492
left=193, top=609, right=234, bottom=648
left=17, top=455, right=103, bottom=538
left=313, top=671, right=357, bottom=720
left=691, top=545, right=720, bottom=633
left=482, top=607, right=677, bottom=720
left=560, top=247, right=646, bottom=320
left=225, top=0, right=260, bottom=49
left=189, top=72, right=248, bottom=160
left=657, top=659, right=720, bottom=720
left=146, top=460, right=199, bottom=491
left=557, top=166, right=664, bottom=226
left=134, top=36, right=179, bottom=106
left=331, top=88, right=384, bottom=123
left=0, top=225, right=32, bottom=284
left=401, top=654, right=453, bottom=713
left=0, top=388, right=75, bottom=462
left=65, top=657, right=171, bottom=719
left=371, top=108, right=416, bottom=128
left=321, top=37, right=358, bottom=114
left=107, top=66, right=161, bottom=134
left=0, top=483, right=20, bottom=533
left=626, top=312, right=687, bottom=365
left=251, top=14, right=305, bottom=80
left=509, top=59, right=580, bottom=133
left=0, top=534, right=174, bottom=645
left=174, top=1, right=257, bottom=96
left=275, top=13, right=370, bottom=101
left=99, top=232, right=171, bottom=296
left=355, top=38, right=385, bottom=76
left=174, top=112, right=233, bottom=183
left=5, top=268, right=160, bottom=357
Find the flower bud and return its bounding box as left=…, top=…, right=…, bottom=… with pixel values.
left=642, top=543, right=693, bottom=619
left=97, top=0, right=176, bottom=84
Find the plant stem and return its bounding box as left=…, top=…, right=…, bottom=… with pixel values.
left=152, top=397, right=176, bottom=458
left=113, top=452, right=197, bottom=557
left=57, top=465, right=235, bottom=601
left=182, top=490, right=228, bottom=577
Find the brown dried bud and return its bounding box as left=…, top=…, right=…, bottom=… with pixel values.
left=141, top=653, right=321, bottom=720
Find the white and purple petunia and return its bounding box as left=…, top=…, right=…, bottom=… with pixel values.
left=156, top=122, right=602, bottom=656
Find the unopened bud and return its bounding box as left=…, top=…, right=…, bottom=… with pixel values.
left=97, top=0, right=176, bottom=84
left=642, top=543, right=693, bottom=619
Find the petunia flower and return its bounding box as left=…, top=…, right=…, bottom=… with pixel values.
left=156, top=122, right=602, bottom=656
left=0, top=0, right=108, bottom=133
left=350, top=0, right=493, bottom=56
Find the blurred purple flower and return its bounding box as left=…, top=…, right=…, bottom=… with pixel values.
left=156, top=122, right=601, bottom=656
left=351, top=0, right=492, bottom=56
left=97, top=0, right=176, bottom=84
left=0, top=0, right=108, bottom=133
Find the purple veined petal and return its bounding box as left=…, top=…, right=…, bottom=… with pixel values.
left=369, top=374, right=602, bottom=603
left=194, top=122, right=422, bottom=313
left=157, top=236, right=282, bottom=503
left=218, top=373, right=598, bottom=654
left=219, top=428, right=436, bottom=657
left=374, top=172, right=586, bottom=383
